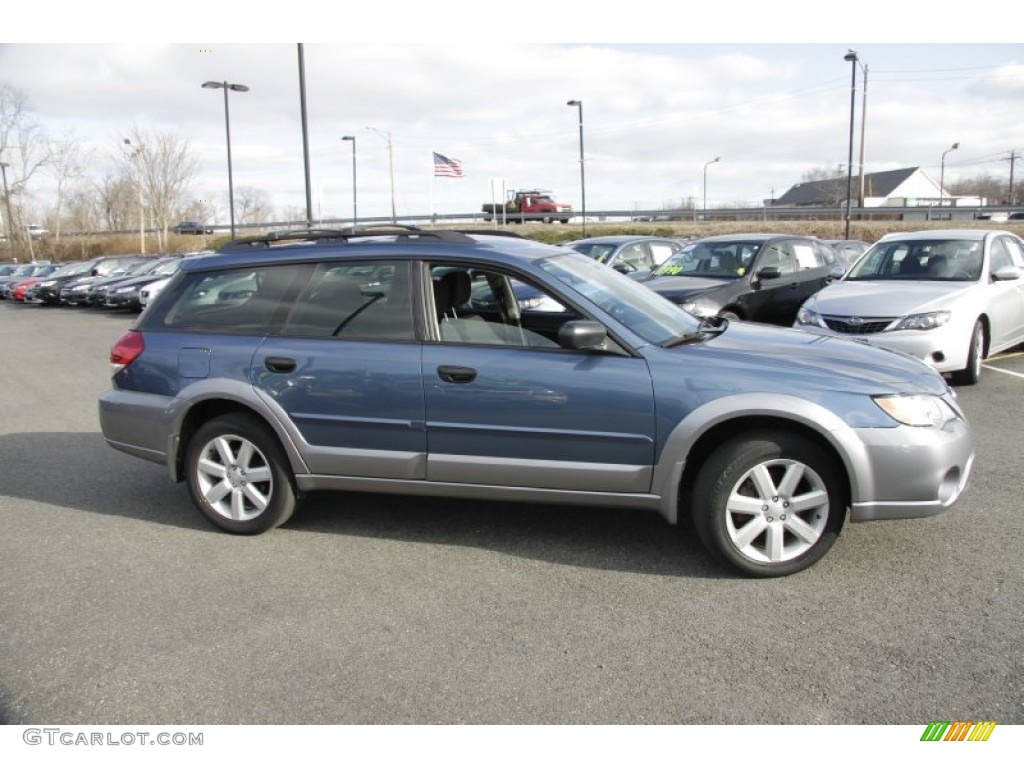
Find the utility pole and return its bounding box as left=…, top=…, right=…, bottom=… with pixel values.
left=1007, top=151, right=1021, bottom=206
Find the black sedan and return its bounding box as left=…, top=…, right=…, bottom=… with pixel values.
left=642, top=234, right=839, bottom=326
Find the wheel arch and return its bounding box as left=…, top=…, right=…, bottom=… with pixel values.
left=654, top=396, right=863, bottom=527
left=170, top=392, right=308, bottom=483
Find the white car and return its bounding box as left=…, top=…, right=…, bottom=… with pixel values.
left=139, top=277, right=171, bottom=309
left=26, top=224, right=49, bottom=239
left=794, top=229, right=1024, bottom=385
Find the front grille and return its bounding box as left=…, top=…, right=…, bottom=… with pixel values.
left=822, top=316, right=895, bottom=335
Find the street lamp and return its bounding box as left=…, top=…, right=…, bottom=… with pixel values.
left=566, top=99, right=586, bottom=237
left=940, top=142, right=960, bottom=210
left=202, top=80, right=250, bottom=239
left=703, top=157, right=720, bottom=220
left=367, top=126, right=396, bottom=224
left=342, top=136, right=357, bottom=227
left=0, top=161, right=15, bottom=246
left=843, top=49, right=859, bottom=239
left=123, top=138, right=146, bottom=254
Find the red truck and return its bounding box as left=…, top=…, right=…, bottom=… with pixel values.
left=482, top=190, right=573, bottom=224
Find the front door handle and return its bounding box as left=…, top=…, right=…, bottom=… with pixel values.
left=437, top=365, right=477, bottom=384
left=265, top=356, right=297, bottom=374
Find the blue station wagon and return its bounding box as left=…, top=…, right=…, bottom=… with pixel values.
left=99, top=227, right=975, bottom=577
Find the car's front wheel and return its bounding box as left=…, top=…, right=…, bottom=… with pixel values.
left=185, top=413, right=297, bottom=534
left=951, top=320, right=985, bottom=386
left=692, top=432, right=846, bottom=577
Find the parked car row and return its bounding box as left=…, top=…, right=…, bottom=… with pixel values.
left=1, top=251, right=212, bottom=312
left=560, top=229, right=1024, bottom=387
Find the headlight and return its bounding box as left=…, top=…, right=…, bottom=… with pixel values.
left=795, top=306, right=824, bottom=327
left=892, top=311, right=950, bottom=331
left=873, top=394, right=958, bottom=427
left=37, top=280, right=57, bottom=288
left=679, top=297, right=720, bottom=318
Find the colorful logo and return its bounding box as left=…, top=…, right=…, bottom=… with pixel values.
left=920, top=721, right=997, bottom=742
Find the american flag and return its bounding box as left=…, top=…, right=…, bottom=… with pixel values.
left=433, top=152, right=464, bottom=178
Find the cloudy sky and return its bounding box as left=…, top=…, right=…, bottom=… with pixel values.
left=4, top=4, right=1023, bottom=226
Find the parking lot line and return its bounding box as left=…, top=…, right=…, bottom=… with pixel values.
left=981, top=363, right=1024, bottom=379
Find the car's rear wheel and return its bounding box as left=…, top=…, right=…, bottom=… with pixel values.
left=951, top=320, right=984, bottom=386
left=692, top=432, right=845, bottom=577
left=185, top=413, right=297, bottom=534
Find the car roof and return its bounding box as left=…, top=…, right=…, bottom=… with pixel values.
left=183, top=228, right=568, bottom=274
left=877, top=229, right=997, bottom=242
left=566, top=235, right=678, bottom=245
left=691, top=233, right=805, bottom=244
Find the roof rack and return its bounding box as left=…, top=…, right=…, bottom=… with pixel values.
left=218, top=224, right=488, bottom=251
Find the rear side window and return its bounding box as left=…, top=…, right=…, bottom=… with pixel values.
left=153, top=264, right=304, bottom=334
left=282, top=261, right=415, bottom=340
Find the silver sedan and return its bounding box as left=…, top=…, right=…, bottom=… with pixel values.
left=794, top=229, right=1024, bottom=385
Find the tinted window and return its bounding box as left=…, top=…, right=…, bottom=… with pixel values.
left=282, top=261, right=414, bottom=340
left=156, top=264, right=303, bottom=334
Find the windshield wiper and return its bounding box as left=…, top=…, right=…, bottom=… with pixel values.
left=663, top=315, right=730, bottom=347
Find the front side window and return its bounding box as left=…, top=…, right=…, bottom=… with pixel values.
left=429, top=263, right=576, bottom=348
left=541, top=253, right=698, bottom=345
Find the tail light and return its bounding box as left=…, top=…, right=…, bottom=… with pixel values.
left=110, top=330, right=144, bottom=370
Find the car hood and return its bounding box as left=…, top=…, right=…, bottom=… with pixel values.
left=644, top=275, right=735, bottom=299
left=651, top=320, right=948, bottom=395
left=804, top=280, right=975, bottom=316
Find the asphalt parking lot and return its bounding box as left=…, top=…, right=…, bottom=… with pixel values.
left=0, top=301, right=1021, bottom=726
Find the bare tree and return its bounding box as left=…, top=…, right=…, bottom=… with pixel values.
left=48, top=131, right=91, bottom=240
left=0, top=83, right=51, bottom=240
left=95, top=172, right=136, bottom=232
left=950, top=173, right=1014, bottom=205
left=235, top=186, right=272, bottom=225
left=119, top=125, right=200, bottom=250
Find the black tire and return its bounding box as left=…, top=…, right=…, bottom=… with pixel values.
left=692, top=432, right=846, bottom=577
left=719, top=309, right=741, bottom=322
left=560, top=218, right=570, bottom=224
left=951, top=320, right=984, bottom=386
left=184, top=413, right=297, bottom=534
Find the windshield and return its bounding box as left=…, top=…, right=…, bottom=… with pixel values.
left=570, top=242, right=617, bottom=263
left=539, top=252, right=698, bottom=345
left=652, top=241, right=759, bottom=279
left=847, top=239, right=983, bottom=281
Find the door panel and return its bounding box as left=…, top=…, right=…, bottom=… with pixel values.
left=422, top=345, right=656, bottom=492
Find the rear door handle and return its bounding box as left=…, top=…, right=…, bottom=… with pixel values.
left=437, top=365, right=477, bottom=384
left=265, top=357, right=297, bottom=374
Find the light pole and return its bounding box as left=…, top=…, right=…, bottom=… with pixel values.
left=0, top=161, right=15, bottom=247
left=843, top=49, right=859, bottom=239
left=202, top=80, right=249, bottom=239
left=566, top=99, right=586, bottom=237
left=856, top=61, right=868, bottom=210
left=940, top=142, right=960, bottom=210
left=703, top=157, right=720, bottom=221
left=123, top=138, right=146, bottom=254
left=367, top=126, right=396, bottom=224
left=342, top=136, right=357, bottom=228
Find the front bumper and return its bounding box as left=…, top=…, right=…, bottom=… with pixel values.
left=847, top=414, right=974, bottom=521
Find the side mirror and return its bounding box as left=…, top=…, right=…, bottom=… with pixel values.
left=612, top=262, right=634, bottom=274
left=992, top=265, right=1022, bottom=281
left=756, top=266, right=782, bottom=281
left=829, top=265, right=847, bottom=280
left=558, top=320, right=607, bottom=350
